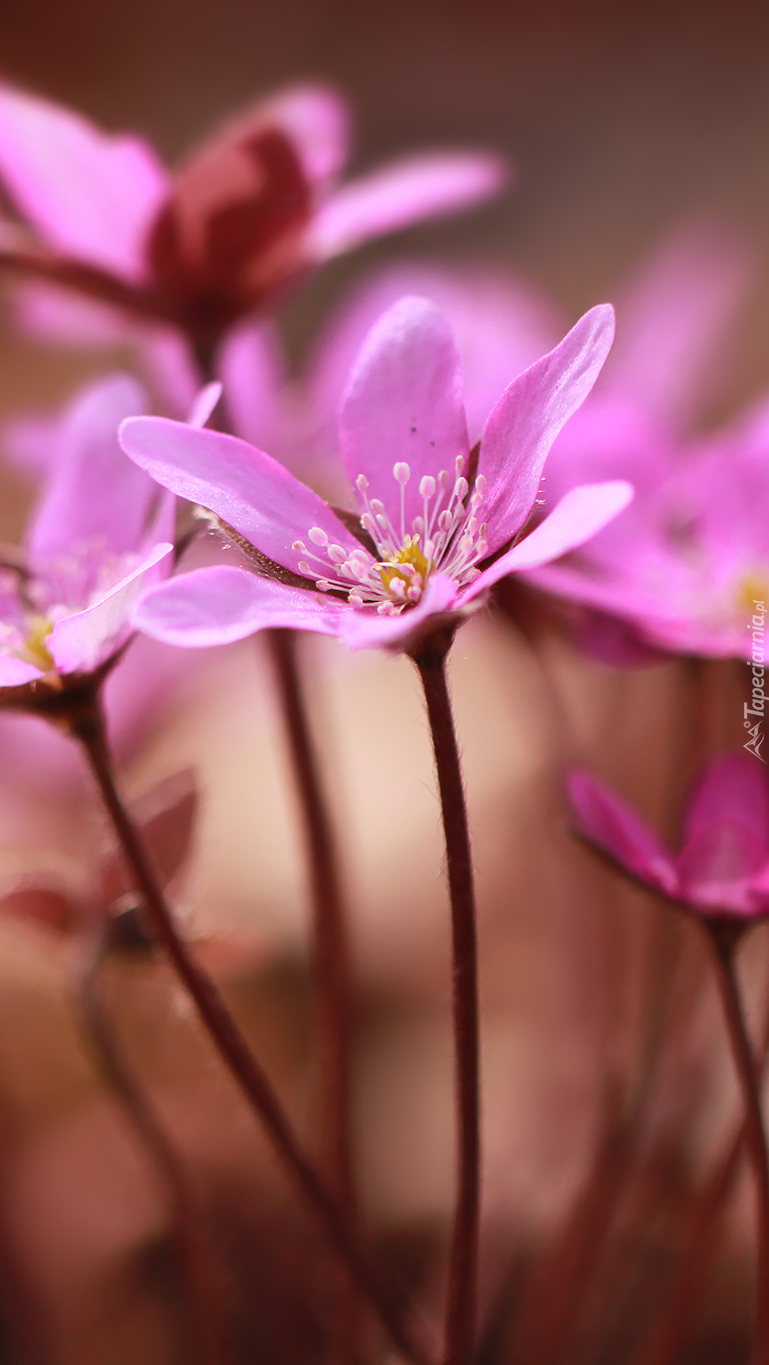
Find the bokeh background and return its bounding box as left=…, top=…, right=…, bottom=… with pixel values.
left=0, top=2, right=765, bottom=1362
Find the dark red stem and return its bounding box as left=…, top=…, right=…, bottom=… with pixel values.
left=69, top=688, right=432, bottom=1365
left=267, top=628, right=359, bottom=1363
left=75, top=918, right=229, bottom=1365
left=414, top=640, right=480, bottom=1365
left=707, top=925, right=769, bottom=1365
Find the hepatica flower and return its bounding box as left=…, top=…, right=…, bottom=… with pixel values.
left=569, top=754, right=769, bottom=920
left=0, top=374, right=172, bottom=697
left=0, top=82, right=507, bottom=353
left=120, top=295, right=632, bottom=654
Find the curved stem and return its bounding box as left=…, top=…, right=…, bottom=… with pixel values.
left=267, top=627, right=358, bottom=1363
left=68, top=686, right=432, bottom=1365
left=75, top=917, right=228, bottom=1365
left=413, top=642, right=480, bottom=1365
left=707, top=925, right=769, bottom=1365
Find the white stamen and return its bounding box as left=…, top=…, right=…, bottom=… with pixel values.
left=309, top=527, right=329, bottom=546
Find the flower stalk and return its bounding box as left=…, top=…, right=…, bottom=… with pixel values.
left=267, top=626, right=359, bottom=1363
left=64, top=680, right=432, bottom=1365
left=412, top=632, right=480, bottom=1365
left=74, top=915, right=228, bottom=1365
left=706, top=922, right=769, bottom=1365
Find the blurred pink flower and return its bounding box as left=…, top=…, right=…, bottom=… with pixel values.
left=0, top=374, right=172, bottom=693
left=0, top=82, right=508, bottom=355
left=120, top=295, right=631, bottom=653
left=529, top=402, right=769, bottom=661
left=569, top=753, right=769, bottom=919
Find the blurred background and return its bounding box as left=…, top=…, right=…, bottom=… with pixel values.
left=0, top=1, right=765, bottom=1361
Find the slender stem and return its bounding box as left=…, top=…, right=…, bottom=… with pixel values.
left=267, top=627, right=358, bottom=1363
left=634, top=1130, right=743, bottom=1365
left=75, top=917, right=228, bottom=1365
left=413, top=641, right=480, bottom=1365
left=707, top=925, right=769, bottom=1365
left=68, top=687, right=433, bottom=1365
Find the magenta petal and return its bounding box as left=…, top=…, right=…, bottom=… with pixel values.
left=187, top=382, right=222, bottom=429
left=676, top=753, right=769, bottom=913
left=608, top=223, right=752, bottom=430
left=339, top=296, right=468, bottom=531
left=465, top=481, right=634, bottom=600
left=28, top=375, right=153, bottom=565
left=479, top=305, right=616, bottom=555
left=0, top=658, right=43, bottom=687
left=218, top=320, right=288, bottom=454
left=259, top=84, right=350, bottom=187
left=48, top=542, right=173, bottom=674
left=0, top=84, right=168, bottom=281
left=307, top=151, right=509, bottom=259
left=133, top=566, right=346, bottom=646
left=338, top=572, right=459, bottom=651
left=568, top=769, right=679, bottom=898
left=119, top=417, right=360, bottom=575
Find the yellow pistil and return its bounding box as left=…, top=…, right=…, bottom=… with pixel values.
left=24, top=614, right=55, bottom=671
left=379, top=536, right=432, bottom=595
left=735, top=572, right=769, bottom=617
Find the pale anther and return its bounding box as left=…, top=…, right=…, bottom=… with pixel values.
left=309, top=527, right=329, bottom=546
left=394, top=462, right=411, bottom=484
left=419, top=475, right=436, bottom=497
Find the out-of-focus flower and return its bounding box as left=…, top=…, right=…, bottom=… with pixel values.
left=0, top=374, right=172, bottom=696
left=119, top=295, right=631, bottom=654
left=527, top=400, right=769, bottom=660
left=569, top=752, right=769, bottom=919
left=0, top=82, right=508, bottom=357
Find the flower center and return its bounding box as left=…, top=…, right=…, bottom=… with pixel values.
left=735, top=572, right=769, bottom=617
left=24, top=614, right=55, bottom=670
left=292, top=457, right=488, bottom=615
left=379, top=536, right=432, bottom=594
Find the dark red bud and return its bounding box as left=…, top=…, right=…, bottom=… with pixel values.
left=146, top=113, right=313, bottom=350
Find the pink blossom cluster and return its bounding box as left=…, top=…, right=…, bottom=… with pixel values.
left=0, top=76, right=765, bottom=1365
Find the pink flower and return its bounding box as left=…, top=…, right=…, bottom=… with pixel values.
left=119, top=295, right=631, bottom=654
left=0, top=374, right=173, bottom=695
left=0, top=82, right=508, bottom=354
left=569, top=753, right=769, bottom=920
left=528, top=403, right=769, bottom=661
left=514, top=225, right=763, bottom=662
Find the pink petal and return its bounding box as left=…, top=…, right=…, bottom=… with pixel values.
left=676, top=752, right=769, bottom=913
left=568, top=768, right=679, bottom=897
left=119, top=416, right=360, bottom=575
left=218, top=319, right=288, bottom=454
left=305, top=262, right=561, bottom=455
left=608, top=222, right=753, bottom=430
left=48, top=542, right=173, bottom=675
left=133, top=566, right=346, bottom=646
left=0, top=658, right=43, bottom=687
left=465, top=481, right=634, bottom=600
left=258, top=84, right=350, bottom=188
left=338, top=296, right=468, bottom=533
left=0, top=84, right=169, bottom=281
left=478, top=305, right=616, bottom=555
left=338, top=572, right=459, bottom=651
left=187, top=382, right=222, bottom=429
left=27, top=374, right=153, bottom=565
left=307, top=151, right=510, bottom=259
